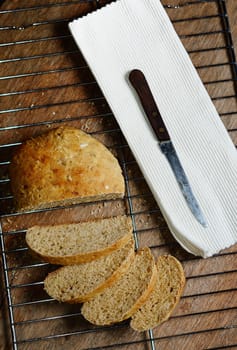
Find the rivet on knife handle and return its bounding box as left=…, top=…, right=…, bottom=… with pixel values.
left=129, top=69, right=207, bottom=227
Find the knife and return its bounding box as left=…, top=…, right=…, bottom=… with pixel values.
left=129, top=69, right=207, bottom=227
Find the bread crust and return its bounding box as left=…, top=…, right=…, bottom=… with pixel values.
left=44, top=238, right=135, bottom=303
left=9, top=126, right=125, bottom=212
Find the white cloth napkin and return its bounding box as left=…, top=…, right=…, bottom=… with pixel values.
left=69, top=0, right=237, bottom=258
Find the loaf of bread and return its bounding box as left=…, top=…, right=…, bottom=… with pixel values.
left=130, top=255, right=185, bottom=331
left=81, top=247, right=158, bottom=326
left=9, top=126, right=125, bottom=212
left=26, top=215, right=133, bottom=265
left=44, top=237, right=135, bottom=303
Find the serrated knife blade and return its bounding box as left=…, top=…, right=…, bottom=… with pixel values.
left=129, top=69, right=207, bottom=227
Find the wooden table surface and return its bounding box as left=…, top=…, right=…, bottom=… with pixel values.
left=0, top=1, right=237, bottom=349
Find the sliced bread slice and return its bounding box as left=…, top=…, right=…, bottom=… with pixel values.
left=81, top=247, right=158, bottom=326
left=130, top=255, right=185, bottom=331
left=26, top=215, right=133, bottom=265
left=44, top=237, right=135, bottom=303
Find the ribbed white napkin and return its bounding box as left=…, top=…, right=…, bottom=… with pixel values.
left=69, top=0, right=237, bottom=257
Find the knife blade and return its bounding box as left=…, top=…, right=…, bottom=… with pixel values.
left=129, top=69, right=207, bottom=227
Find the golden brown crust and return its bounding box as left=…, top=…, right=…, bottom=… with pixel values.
left=9, top=126, right=125, bottom=211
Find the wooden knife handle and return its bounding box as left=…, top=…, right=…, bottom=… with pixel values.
left=129, top=69, right=170, bottom=142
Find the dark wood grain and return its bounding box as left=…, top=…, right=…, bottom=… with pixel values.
left=0, top=1, right=237, bottom=349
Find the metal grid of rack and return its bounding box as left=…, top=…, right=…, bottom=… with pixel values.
left=0, top=0, right=237, bottom=349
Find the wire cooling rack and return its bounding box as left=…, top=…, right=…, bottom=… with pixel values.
left=0, top=1, right=237, bottom=349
